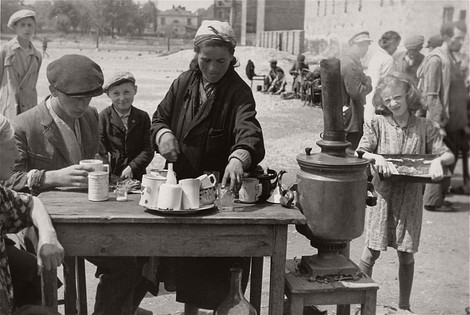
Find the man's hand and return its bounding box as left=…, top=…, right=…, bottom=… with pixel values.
left=158, top=132, right=180, bottom=162
left=46, top=165, right=94, bottom=188
left=221, top=158, right=245, bottom=193
left=121, top=166, right=133, bottom=179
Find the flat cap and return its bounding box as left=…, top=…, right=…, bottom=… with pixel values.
left=270, top=59, right=277, bottom=64
left=103, top=71, right=135, bottom=92
left=348, top=31, right=373, bottom=45
left=8, top=9, right=36, bottom=30
left=404, top=35, right=425, bottom=50
left=426, top=34, right=444, bottom=48
left=47, top=54, right=103, bottom=98
left=194, top=20, right=236, bottom=47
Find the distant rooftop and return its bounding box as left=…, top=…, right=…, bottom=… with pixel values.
left=160, top=5, right=197, bottom=16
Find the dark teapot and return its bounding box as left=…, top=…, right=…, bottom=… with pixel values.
left=251, top=167, right=278, bottom=202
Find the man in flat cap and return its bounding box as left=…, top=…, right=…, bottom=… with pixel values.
left=5, top=54, right=147, bottom=314
left=341, top=31, right=373, bottom=150
left=394, top=35, right=425, bottom=85
left=417, top=21, right=468, bottom=212
left=0, top=9, right=41, bottom=120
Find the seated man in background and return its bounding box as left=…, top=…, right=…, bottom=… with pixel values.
left=267, top=67, right=287, bottom=95
left=263, top=59, right=279, bottom=92
left=5, top=54, right=148, bottom=315
left=289, top=54, right=309, bottom=97
left=0, top=114, right=64, bottom=315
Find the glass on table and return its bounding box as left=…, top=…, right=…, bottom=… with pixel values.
left=115, top=182, right=128, bottom=202
left=216, top=184, right=235, bottom=212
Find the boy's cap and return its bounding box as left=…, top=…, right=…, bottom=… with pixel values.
left=426, top=34, right=444, bottom=48
left=270, top=59, right=277, bottom=64
left=47, top=54, right=104, bottom=98
left=103, top=71, right=135, bottom=92
left=348, top=31, right=373, bottom=45
left=8, top=9, right=36, bottom=30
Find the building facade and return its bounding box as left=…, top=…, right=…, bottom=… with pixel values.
left=157, top=5, right=199, bottom=38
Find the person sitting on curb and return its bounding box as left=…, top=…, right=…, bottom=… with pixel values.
left=267, top=67, right=287, bottom=95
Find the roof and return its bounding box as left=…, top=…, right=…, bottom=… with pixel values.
left=159, top=5, right=197, bottom=17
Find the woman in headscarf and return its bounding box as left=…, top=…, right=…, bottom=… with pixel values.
left=364, top=31, right=401, bottom=122
left=151, top=20, right=265, bottom=313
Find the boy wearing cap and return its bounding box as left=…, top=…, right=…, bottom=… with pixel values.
left=267, top=67, right=287, bottom=95
left=99, top=71, right=153, bottom=181
left=341, top=31, right=373, bottom=150
left=0, top=9, right=42, bottom=120
left=263, top=59, right=280, bottom=92
left=5, top=54, right=146, bottom=315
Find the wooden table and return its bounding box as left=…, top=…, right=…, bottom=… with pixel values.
left=39, top=191, right=306, bottom=315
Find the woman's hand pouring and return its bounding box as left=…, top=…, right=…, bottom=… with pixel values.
left=158, top=132, right=180, bottom=162
left=221, top=158, right=244, bottom=193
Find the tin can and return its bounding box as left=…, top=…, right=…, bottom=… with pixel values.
left=88, top=171, right=109, bottom=201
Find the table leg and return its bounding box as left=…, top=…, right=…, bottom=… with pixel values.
left=76, top=257, right=88, bottom=315
left=338, top=243, right=351, bottom=315
left=362, top=289, right=377, bottom=315
left=250, top=257, right=263, bottom=314
left=41, top=268, right=58, bottom=310
left=269, top=225, right=288, bottom=315
left=288, top=295, right=304, bottom=315
left=64, top=256, right=77, bottom=315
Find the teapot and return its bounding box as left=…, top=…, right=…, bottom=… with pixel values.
left=252, top=167, right=278, bottom=202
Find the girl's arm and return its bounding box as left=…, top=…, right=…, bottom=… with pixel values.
left=429, top=151, right=455, bottom=181
left=361, top=151, right=394, bottom=178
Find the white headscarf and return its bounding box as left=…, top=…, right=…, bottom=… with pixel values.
left=194, top=20, right=237, bottom=47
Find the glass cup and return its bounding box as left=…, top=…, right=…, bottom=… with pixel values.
left=115, top=183, right=128, bottom=202
left=216, top=184, right=235, bottom=212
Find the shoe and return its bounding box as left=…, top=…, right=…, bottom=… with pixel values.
left=424, top=201, right=455, bottom=212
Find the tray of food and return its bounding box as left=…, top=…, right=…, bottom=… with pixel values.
left=377, top=154, right=451, bottom=183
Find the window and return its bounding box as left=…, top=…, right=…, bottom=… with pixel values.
left=443, top=6, right=454, bottom=23
left=187, top=18, right=192, bottom=25
left=344, top=0, right=348, bottom=13
left=460, top=10, right=467, bottom=21
left=317, top=0, right=320, bottom=16
left=161, top=17, right=166, bottom=25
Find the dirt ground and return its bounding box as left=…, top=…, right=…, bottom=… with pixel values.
left=23, top=39, right=470, bottom=315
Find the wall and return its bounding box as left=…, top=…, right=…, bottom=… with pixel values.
left=257, top=30, right=305, bottom=55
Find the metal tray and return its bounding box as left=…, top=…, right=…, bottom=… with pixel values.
left=378, top=154, right=451, bottom=183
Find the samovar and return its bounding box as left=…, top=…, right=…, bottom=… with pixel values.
left=296, top=58, right=370, bottom=277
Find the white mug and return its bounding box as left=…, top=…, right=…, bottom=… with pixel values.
left=80, top=159, right=109, bottom=173
left=238, top=178, right=262, bottom=203
left=139, top=174, right=166, bottom=209
left=157, top=183, right=182, bottom=210
left=197, top=173, right=217, bottom=189
left=180, top=178, right=200, bottom=209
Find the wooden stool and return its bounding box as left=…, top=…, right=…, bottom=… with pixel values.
left=284, top=260, right=378, bottom=315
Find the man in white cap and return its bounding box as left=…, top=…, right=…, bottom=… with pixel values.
left=0, top=9, right=42, bottom=120
left=341, top=31, right=373, bottom=150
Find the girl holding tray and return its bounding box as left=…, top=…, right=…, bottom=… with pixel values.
left=356, top=72, right=454, bottom=313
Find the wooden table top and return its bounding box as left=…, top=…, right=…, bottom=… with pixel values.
left=39, top=190, right=307, bottom=225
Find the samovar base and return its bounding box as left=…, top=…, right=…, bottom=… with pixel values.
left=300, top=253, right=358, bottom=278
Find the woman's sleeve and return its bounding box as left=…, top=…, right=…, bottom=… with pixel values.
left=357, top=117, right=379, bottom=153
left=231, top=90, right=265, bottom=168
left=0, top=186, right=34, bottom=233
left=150, top=79, right=178, bottom=150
